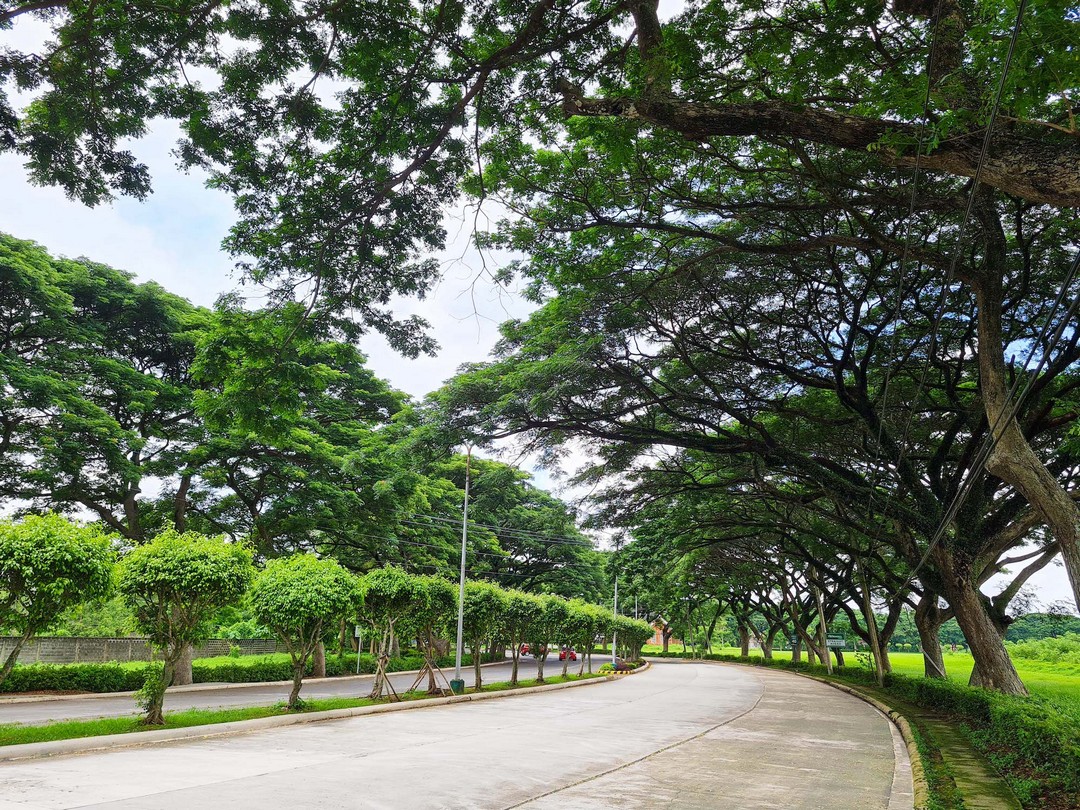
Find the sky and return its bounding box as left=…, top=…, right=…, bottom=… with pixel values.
left=0, top=17, right=1074, bottom=611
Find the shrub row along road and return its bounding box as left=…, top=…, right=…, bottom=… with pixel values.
left=0, top=661, right=912, bottom=809
left=0, top=659, right=527, bottom=726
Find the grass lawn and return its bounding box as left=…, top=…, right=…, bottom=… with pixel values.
left=0, top=673, right=601, bottom=748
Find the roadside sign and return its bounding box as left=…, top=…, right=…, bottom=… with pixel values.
left=354, top=624, right=362, bottom=637
left=826, top=634, right=847, bottom=649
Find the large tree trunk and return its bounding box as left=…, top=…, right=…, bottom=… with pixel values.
left=338, top=619, right=349, bottom=656
left=312, top=641, right=326, bottom=678
left=972, top=211, right=1080, bottom=613
left=536, top=650, right=546, bottom=683
left=288, top=657, right=306, bottom=709
left=915, top=594, right=949, bottom=679
left=144, top=651, right=181, bottom=725
left=473, top=639, right=483, bottom=690
left=426, top=631, right=439, bottom=693
left=791, top=635, right=802, bottom=663
left=859, top=570, right=886, bottom=686
left=0, top=630, right=32, bottom=688
left=510, top=645, right=520, bottom=685
left=762, top=625, right=779, bottom=660
left=172, top=643, right=194, bottom=686
left=662, top=623, right=673, bottom=653
left=173, top=473, right=192, bottom=532
left=389, top=628, right=399, bottom=658
left=738, top=624, right=750, bottom=657
left=941, top=570, right=1027, bottom=694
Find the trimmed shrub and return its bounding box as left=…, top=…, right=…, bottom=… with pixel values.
left=0, top=650, right=505, bottom=693
left=0, top=662, right=150, bottom=693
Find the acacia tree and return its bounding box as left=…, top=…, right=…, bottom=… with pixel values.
left=614, top=616, right=654, bottom=663
left=461, top=580, right=506, bottom=690
left=0, top=514, right=114, bottom=686
left=360, top=566, right=422, bottom=699
left=410, top=575, right=457, bottom=694
left=437, top=183, right=1079, bottom=695
left=565, top=600, right=602, bottom=676
left=525, top=595, right=569, bottom=683
left=117, top=528, right=253, bottom=724
left=502, top=589, right=542, bottom=686
left=248, top=554, right=361, bottom=709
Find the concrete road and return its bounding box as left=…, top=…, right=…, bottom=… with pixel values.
left=0, top=658, right=560, bottom=726
left=0, top=660, right=912, bottom=810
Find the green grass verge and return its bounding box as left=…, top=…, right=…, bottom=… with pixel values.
left=0, top=672, right=602, bottom=748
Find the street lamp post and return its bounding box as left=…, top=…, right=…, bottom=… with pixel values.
left=612, top=571, right=618, bottom=666
left=451, top=445, right=471, bottom=695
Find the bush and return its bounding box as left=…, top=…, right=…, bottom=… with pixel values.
left=1007, top=633, right=1080, bottom=665
left=0, top=662, right=150, bottom=693
left=598, top=660, right=639, bottom=673
left=883, top=673, right=1080, bottom=803
left=0, top=649, right=506, bottom=693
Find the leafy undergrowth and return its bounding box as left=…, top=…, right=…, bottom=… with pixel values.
left=0, top=672, right=602, bottom=748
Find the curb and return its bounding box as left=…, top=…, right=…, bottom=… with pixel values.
left=605, top=661, right=651, bottom=677
left=0, top=674, right=615, bottom=763
left=0, top=660, right=511, bottom=705
left=794, top=674, right=929, bottom=810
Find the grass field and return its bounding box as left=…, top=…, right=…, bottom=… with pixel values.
left=644, top=645, right=1080, bottom=719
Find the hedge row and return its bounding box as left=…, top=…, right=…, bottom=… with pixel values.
left=0, top=662, right=150, bottom=694
left=1, top=651, right=501, bottom=694
left=648, top=651, right=1079, bottom=807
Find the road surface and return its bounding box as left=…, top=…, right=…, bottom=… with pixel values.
left=0, top=658, right=560, bottom=726
left=0, top=660, right=912, bottom=809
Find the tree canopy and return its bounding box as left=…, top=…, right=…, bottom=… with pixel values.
left=116, top=527, right=254, bottom=723
left=248, top=552, right=361, bottom=708
left=0, top=513, right=114, bottom=685
left=3, top=0, right=1076, bottom=353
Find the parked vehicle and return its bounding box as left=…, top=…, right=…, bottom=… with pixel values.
left=558, top=646, right=577, bottom=661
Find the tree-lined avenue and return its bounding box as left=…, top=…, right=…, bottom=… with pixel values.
left=0, top=661, right=910, bottom=810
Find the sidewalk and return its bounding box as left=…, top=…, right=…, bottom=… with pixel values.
left=842, top=683, right=1021, bottom=810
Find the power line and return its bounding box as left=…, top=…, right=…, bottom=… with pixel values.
left=400, top=514, right=595, bottom=547
left=847, top=0, right=1034, bottom=588
left=898, top=244, right=1080, bottom=593
left=857, top=1, right=945, bottom=565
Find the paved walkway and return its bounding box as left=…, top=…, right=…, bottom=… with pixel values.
left=845, top=683, right=1020, bottom=809
left=0, top=661, right=911, bottom=810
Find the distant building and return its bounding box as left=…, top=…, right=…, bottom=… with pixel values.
left=648, top=621, right=681, bottom=648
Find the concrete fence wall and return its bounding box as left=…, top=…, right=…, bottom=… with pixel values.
left=0, top=637, right=286, bottom=666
